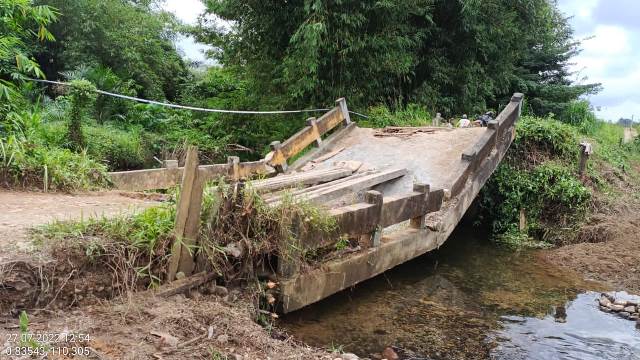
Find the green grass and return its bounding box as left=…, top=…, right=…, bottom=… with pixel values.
left=359, top=103, right=432, bottom=128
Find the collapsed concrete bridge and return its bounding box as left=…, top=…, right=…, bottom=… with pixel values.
left=108, top=93, right=524, bottom=313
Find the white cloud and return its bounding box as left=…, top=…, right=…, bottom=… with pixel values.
left=559, top=0, right=640, bottom=121
left=581, top=26, right=631, bottom=56
left=162, top=0, right=204, bottom=25
left=162, top=0, right=212, bottom=64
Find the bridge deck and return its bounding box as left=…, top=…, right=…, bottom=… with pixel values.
left=306, top=126, right=486, bottom=199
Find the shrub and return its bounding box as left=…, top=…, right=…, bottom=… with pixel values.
left=509, top=115, right=580, bottom=164
left=0, top=135, right=108, bottom=191
left=41, top=121, right=156, bottom=171
left=480, top=161, right=591, bottom=247
left=65, top=80, right=97, bottom=151
left=561, top=100, right=598, bottom=135
left=359, top=104, right=432, bottom=128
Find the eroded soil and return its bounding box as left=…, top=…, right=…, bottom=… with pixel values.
left=0, top=285, right=331, bottom=360
left=544, top=202, right=640, bottom=294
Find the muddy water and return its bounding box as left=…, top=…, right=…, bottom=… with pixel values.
left=280, top=226, right=640, bottom=359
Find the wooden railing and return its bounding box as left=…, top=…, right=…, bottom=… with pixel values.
left=265, top=98, right=351, bottom=172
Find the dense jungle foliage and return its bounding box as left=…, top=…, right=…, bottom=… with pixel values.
left=0, top=0, right=637, bottom=243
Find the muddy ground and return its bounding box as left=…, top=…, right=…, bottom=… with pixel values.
left=544, top=207, right=640, bottom=294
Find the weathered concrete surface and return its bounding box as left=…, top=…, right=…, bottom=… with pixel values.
left=305, top=126, right=487, bottom=201
left=280, top=124, right=512, bottom=312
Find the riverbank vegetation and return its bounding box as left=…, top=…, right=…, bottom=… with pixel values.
left=479, top=103, right=640, bottom=247
left=2, top=0, right=601, bottom=190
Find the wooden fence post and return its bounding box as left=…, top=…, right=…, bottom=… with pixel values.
left=228, top=156, right=240, bottom=181
left=336, top=98, right=351, bottom=126
left=362, top=190, right=383, bottom=248
left=410, top=183, right=430, bottom=229
left=306, top=117, right=322, bottom=147
left=277, top=215, right=302, bottom=278
left=168, top=146, right=205, bottom=281
left=578, top=142, right=593, bottom=177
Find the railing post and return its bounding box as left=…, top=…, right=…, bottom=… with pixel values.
left=269, top=141, right=287, bottom=173
left=227, top=156, right=240, bottom=181
left=511, top=93, right=524, bottom=118
left=168, top=146, right=204, bottom=281
left=410, top=183, right=430, bottom=229
left=306, top=117, right=323, bottom=147
left=336, top=98, right=351, bottom=126
left=578, top=142, right=593, bottom=177
left=362, top=190, right=383, bottom=248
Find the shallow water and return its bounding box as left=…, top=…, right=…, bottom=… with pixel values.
left=280, top=226, right=639, bottom=359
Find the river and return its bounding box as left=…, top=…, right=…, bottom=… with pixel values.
left=279, top=225, right=640, bottom=360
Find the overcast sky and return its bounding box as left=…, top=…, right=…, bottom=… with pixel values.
left=163, top=0, right=639, bottom=121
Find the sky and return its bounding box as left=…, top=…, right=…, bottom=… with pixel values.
left=163, top=0, right=639, bottom=122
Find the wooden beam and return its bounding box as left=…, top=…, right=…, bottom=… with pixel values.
left=363, top=191, right=383, bottom=247
left=252, top=167, right=354, bottom=193
left=316, top=107, right=344, bottom=134
left=168, top=146, right=201, bottom=281
left=306, top=117, right=322, bottom=147
left=298, top=168, right=407, bottom=204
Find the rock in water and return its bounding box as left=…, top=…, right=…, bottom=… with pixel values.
left=599, top=297, right=612, bottom=307
left=620, top=312, right=631, bottom=319
left=614, top=299, right=628, bottom=306
left=382, top=347, right=399, bottom=360
left=608, top=304, right=625, bottom=312
left=624, top=306, right=636, bottom=313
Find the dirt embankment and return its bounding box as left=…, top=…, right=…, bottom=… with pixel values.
left=0, top=283, right=332, bottom=359
left=544, top=193, right=640, bottom=294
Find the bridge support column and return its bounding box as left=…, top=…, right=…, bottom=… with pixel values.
left=410, top=183, right=430, bottom=229
left=362, top=191, right=383, bottom=247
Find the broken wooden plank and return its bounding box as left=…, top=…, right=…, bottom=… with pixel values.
left=251, top=167, right=354, bottom=193
left=168, top=146, right=201, bottom=281
left=297, top=168, right=407, bottom=204
left=264, top=170, right=376, bottom=204
left=156, top=272, right=216, bottom=298
left=311, top=147, right=345, bottom=163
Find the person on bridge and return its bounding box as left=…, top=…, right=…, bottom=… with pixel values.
left=458, top=114, right=471, bottom=128
left=474, top=111, right=494, bottom=127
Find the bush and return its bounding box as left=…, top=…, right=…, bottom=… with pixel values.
left=509, top=115, right=580, bottom=164
left=562, top=100, right=598, bottom=135
left=359, top=104, right=432, bottom=128
left=480, top=162, right=590, bottom=246
left=41, top=121, right=156, bottom=171
left=0, top=135, right=108, bottom=191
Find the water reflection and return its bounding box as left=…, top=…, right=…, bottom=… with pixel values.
left=280, top=226, right=624, bottom=359
left=491, top=292, right=640, bottom=360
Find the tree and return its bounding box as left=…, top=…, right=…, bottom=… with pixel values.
left=196, top=0, right=599, bottom=116
left=36, top=0, right=189, bottom=101
left=507, top=2, right=601, bottom=119
left=0, top=0, right=58, bottom=108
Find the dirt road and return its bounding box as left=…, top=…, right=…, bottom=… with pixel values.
left=0, top=190, right=157, bottom=256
